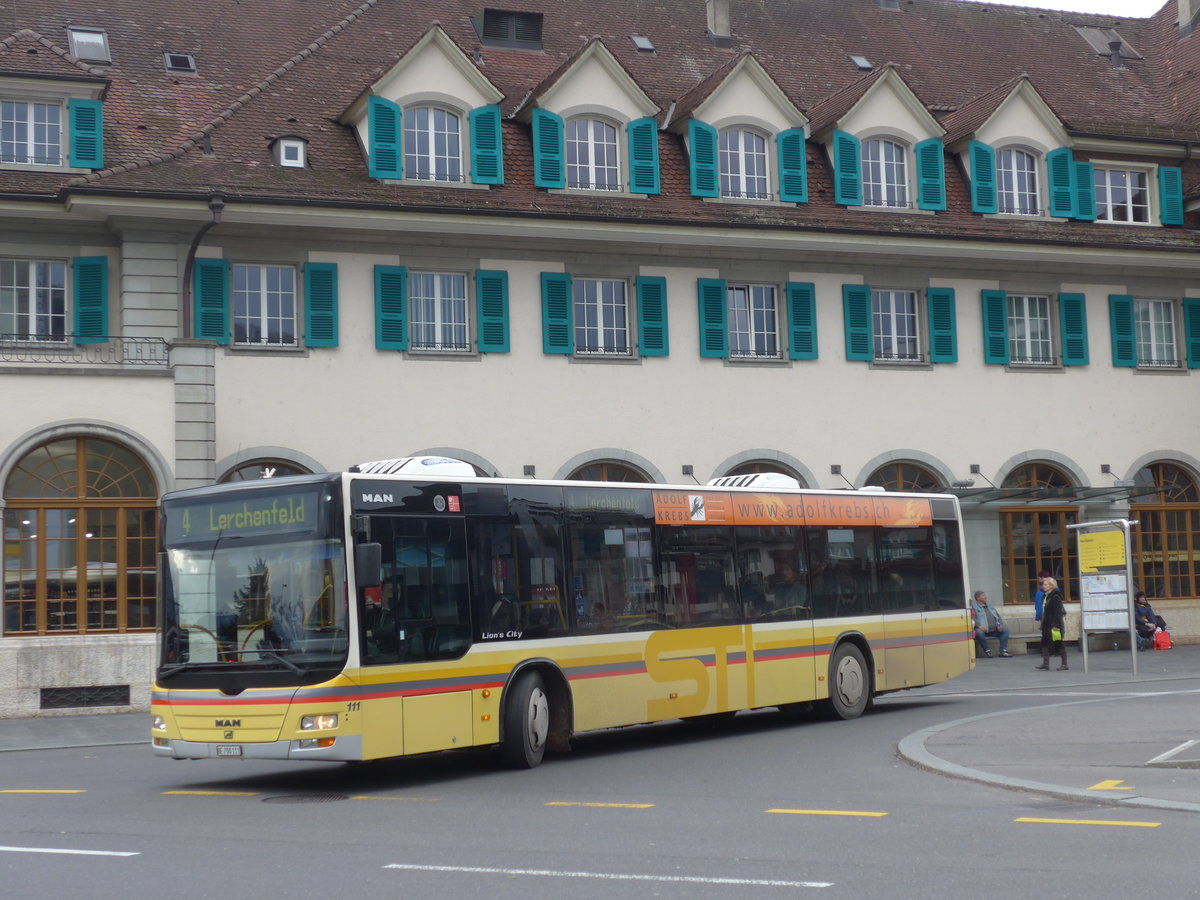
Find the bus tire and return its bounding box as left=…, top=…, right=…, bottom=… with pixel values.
left=501, top=670, right=550, bottom=768
left=822, top=643, right=870, bottom=720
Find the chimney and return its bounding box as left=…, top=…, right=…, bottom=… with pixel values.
left=706, top=0, right=731, bottom=49
left=1107, top=39, right=1124, bottom=68
left=1181, top=0, right=1199, bottom=39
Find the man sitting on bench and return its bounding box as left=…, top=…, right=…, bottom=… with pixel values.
left=972, top=590, right=1011, bottom=658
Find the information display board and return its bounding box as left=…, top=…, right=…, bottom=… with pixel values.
left=1078, top=529, right=1130, bottom=631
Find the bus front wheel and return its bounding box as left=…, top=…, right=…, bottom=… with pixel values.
left=823, top=644, right=870, bottom=720
left=501, top=671, right=549, bottom=768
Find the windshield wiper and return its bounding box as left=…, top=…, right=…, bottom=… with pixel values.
left=228, top=647, right=305, bottom=675
left=156, top=663, right=190, bottom=680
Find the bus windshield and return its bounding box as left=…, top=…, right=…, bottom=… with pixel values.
left=158, top=481, right=347, bottom=684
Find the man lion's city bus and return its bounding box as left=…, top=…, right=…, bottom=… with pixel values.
left=151, top=457, right=972, bottom=767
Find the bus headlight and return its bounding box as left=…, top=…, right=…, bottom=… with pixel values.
left=152, top=716, right=167, bottom=731
left=300, top=714, right=338, bottom=731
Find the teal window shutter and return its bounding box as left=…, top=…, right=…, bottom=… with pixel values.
left=696, top=278, right=728, bottom=358
left=776, top=129, right=808, bottom=203
left=374, top=265, right=408, bottom=350
left=927, top=287, right=957, bottom=363
left=541, top=272, right=573, bottom=354
left=842, top=284, right=872, bottom=360
left=1183, top=297, right=1200, bottom=369
left=969, top=141, right=997, bottom=214
left=469, top=105, right=504, bottom=185
left=627, top=117, right=661, bottom=195
left=68, top=98, right=103, bottom=169
left=1073, top=160, right=1096, bottom=221
left=367, top=96, right=403, bottom=179
left=915, top=138, right=946, bottom=211
left=786, top=282, right=817, bottom=360
left=475, top=269, right=510, bottom=353
left=532, top=108, right=565, bottom=189
left=636, top=276, right=669, bottom=357
left=688, top=120, right=719, bottom=198
left=1108, top=294, right=1136, bottom=367
left=193, top=258, right=230, bottom=345
left=1046, top=148, right=1076, bottom=218
left=1159, top=166, right=1184, bottom=226
left=1058, top=293, right=1088, bottom=366
left=72, top=256, right=107, bottom=344
left=304, top=263, right=338, bottom=348
left=980, top=289, right=1008, bottom=365
left=832, top=130, right=862, bottom=207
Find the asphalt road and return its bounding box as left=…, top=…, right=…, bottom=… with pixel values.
left=2, top=675, right=1198, bottom=899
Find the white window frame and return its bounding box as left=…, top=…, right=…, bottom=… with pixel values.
left=573, top=277, right=630, bottom=356
left=277, top=138, right=306, bottom=168
left=0, top=258, right=68, bottom=342
left=718, top=128, right=770, bottom=201
left=409, top=271, right=470, bottom=352
left=871, top=289, right=921, bottom=361
left=1006, top=294, right=1054, bottom=365
left=1094, top=166, right=1151, bottom=224
left=1134, top=298, right=1178, bottom=368
left=566, top=117, right=620, bottom=192
left=403, top=105, right=463, bottom=183
left=862, top=138, right=909, bottom=209
left=1, top=98, right=63, bottom=166
left=727, top=283, right=779, bottom=359
left=996, top=147, right=1040, bottom=216
left=232, top=263, right=297, bottom=347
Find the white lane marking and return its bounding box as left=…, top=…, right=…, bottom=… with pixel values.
left=383, top=863, right=832, bottom=888
left=1146, top=739, right=1199, bottom=766
left=0, top=845, right=139, bottom=857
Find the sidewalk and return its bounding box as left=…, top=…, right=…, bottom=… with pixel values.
left=0, top=709, right=145, bottom=752
left=899, top=642, right=1200, bottom=813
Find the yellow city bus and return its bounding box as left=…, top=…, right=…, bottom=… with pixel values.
left=151, top=457, right=972, bottom=767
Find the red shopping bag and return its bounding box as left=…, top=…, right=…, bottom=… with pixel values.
left=1153, top=630, right=1173, bottom=650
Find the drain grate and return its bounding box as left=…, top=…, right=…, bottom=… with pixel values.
left=261, top=793, right=349, bottom=804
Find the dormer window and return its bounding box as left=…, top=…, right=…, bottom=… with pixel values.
left=1094, top=166, right=1150, bottom=224
left=68, top=27, right=110, bottom=64
left=862, top=138, right=908, bottom=208
left=566, top=117, right=619, bottom=191
left=404, top=106, right=463, bottom=183
left=719, top=128, right=770, bottom=200
left=1, top=101, right=62, bottom=165
left=996, top=147, right=1039, bottom=216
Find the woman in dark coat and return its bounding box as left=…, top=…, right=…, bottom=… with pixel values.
left=1036, top=576, right=1068, bottom=671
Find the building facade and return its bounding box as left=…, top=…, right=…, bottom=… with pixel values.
left=2, top=0, right=1199, bottom=716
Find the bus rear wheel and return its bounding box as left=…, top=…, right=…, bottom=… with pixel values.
left=822, top=643, right=870, bottom=720
left=501, top=671, right=549, bottom=768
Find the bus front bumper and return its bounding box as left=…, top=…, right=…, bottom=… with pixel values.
left=151, top=734, right=363, bottom=761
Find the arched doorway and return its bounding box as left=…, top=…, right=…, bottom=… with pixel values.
left=567, top=461, right=649, bottom=483
left=999, top=462, right=1078, bottom=605
left=726, top=460, right=807, bottom=485
left=865, top=462, right=942, bottom=492
left=3, top=437, right=157, bottom=634
left=1131, top=462, right=1200, bottom=600
left=220, top=459, right=310, bottom=482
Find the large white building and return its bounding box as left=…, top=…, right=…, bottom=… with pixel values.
left=2, top=0, right=1199, bottom=716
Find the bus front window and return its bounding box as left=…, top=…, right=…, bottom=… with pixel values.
left=161, top=538, right=347, bottom=676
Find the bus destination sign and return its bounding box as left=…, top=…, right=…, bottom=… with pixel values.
left=166, top=490, right=319, bottom=543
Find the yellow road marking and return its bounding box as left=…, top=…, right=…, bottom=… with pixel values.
left=352, top=796, right=439, bottom=802
left=1015, top=817, right=1160, bottom=828
left=0, top=789, right=86, bottom=794
left=768, top=816, right=892, bottom=820
left=1088, top=780, right=1133, bottom=791
left=162, top=790, right=258, bottom=797
left=546, top=801, right=655, bottom=809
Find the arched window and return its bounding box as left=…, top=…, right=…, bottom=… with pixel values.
left=219, top=460, right=311, bottom=483
left=568, top=462, right=648, bottom=483
left=726, top=461, right=806, bottom=485
left=4, top=437, right=157, bottom=635
left=566, top=117, right=619, bottom=191
left=404, top=106, right=462, bottom=182
left=867, top=462, right=942, bottom=492
left=718, top=128, right=769, bottom=200
left=999, top=463, right=1078, bottom=605
left=862, top=138, right=908, bottom=208
left=997, top=147, right=1039, bottom=215
left=1131, top=462, right=1200, bottom=601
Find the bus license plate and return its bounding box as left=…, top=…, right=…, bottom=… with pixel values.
left=216, top=745, right=243, bottom=757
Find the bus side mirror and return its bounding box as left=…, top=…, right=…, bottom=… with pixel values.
left=355, top=542, right=382, bottom=588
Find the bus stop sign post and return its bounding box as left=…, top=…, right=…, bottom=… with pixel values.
left=1068, top=519, right=1138, bottom=676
